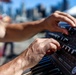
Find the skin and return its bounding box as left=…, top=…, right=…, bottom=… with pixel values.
left=0, top=16, right=11, bottom=38
left=2, top=16, right=12, bottom=23
left=0, top=11, right=76, bottom=75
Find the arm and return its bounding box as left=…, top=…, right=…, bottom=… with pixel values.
left=0, top=11, right=76, bottom=42
left=0, top=11, right=76, bottom=75
left=0, top=38, right=60, bottom=75
left=0, top=18, right=45, bottom=42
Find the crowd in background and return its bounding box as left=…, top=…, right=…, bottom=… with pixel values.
left=0, top=0, right=69, bottom=23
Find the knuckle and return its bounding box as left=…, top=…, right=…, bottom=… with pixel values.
left=51, top=13, right=57, bottom=17
left=61, top=16, right=67, bottom=20
left=35, top=38, right=40, bottom=43
left=50, top=43, right=57, bottom=51
left=64, top=13, right=70, bottom=17
left=49, top=43, right=53, bottom=47
left=55, top=11, right=60, bottom=13
left=54, top=46, right=57, bottom=50
left=60, top=16, right=63, bottom=19
left=51, top=13, right=59, bottom=18
left=35, top=38, right=39, bottom=41
left=65, top=13, right=68, bottom=15
left=37, top=44, right=45, bottom=54
left=50, top=38, right=55, bottom=41
left=38, top=44, right=43, bottom=49
left=62, top=17, right=67, bottom=20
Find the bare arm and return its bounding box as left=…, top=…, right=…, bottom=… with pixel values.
left=0, top=18, right=45, bottom=42
left=0, top=50, right=29, bottom=75
left=0, top=11, right=76, bottom=75
left=0, top=11, right=76, bottom=42
left=0, top=38, right=60, bottom=75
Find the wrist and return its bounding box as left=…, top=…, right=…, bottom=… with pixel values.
left=38, top=18, right=46, bottom=31
left=43, top=16, right=53, bottom=31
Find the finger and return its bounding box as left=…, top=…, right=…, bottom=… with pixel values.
left=56, top=15, right=76, bottom=27
left=46, top=49, right=54, bottom=55
left=46, top=39, right=61, bottom=55
left=41, top=38, right=60, bottom=52
left=0, top=26, right=6, bottom=38
left=54, top=26, right=69, bottom=35
left=45, top=43, right=58, bottom=55
left=49, top=43, right=58, bottom=52
left=50, top=38, right=61, bottom=49
left=58, top=12, right=76, bottom=24
left=43, top=43, right=58, bottom=55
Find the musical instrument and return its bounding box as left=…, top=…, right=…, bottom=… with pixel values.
left=24, top=22, right=76, bottom=75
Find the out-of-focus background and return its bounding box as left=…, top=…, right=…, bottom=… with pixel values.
left=0, top=0, right=76, bottom=65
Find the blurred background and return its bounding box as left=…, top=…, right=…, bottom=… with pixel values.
left=0, top=0, right=76, bottom=65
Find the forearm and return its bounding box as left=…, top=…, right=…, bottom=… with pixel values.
left=0, top=50, right=30, bottom=75
left=0, top=38, right=61, bottom=75
left=0, top=18, right=46, bottom=42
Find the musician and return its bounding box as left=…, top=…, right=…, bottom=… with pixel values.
left=0, top=11, right=76, bottom=75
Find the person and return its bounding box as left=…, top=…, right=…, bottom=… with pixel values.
left=2, top=16, right=15, bottom=57
left=0, top=11, right=76, bottom=75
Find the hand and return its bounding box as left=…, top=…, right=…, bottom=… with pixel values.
left=44, top=11, right=76, bottom=35
left=25, top=38, right=60, bottom=68
left=0, top=16, right=11, bottom=38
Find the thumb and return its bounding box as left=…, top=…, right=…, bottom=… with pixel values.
left=0, top=26, right=6, bottom=38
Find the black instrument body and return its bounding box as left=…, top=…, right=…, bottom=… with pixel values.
left=31, top=23, right=76, bottom=75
